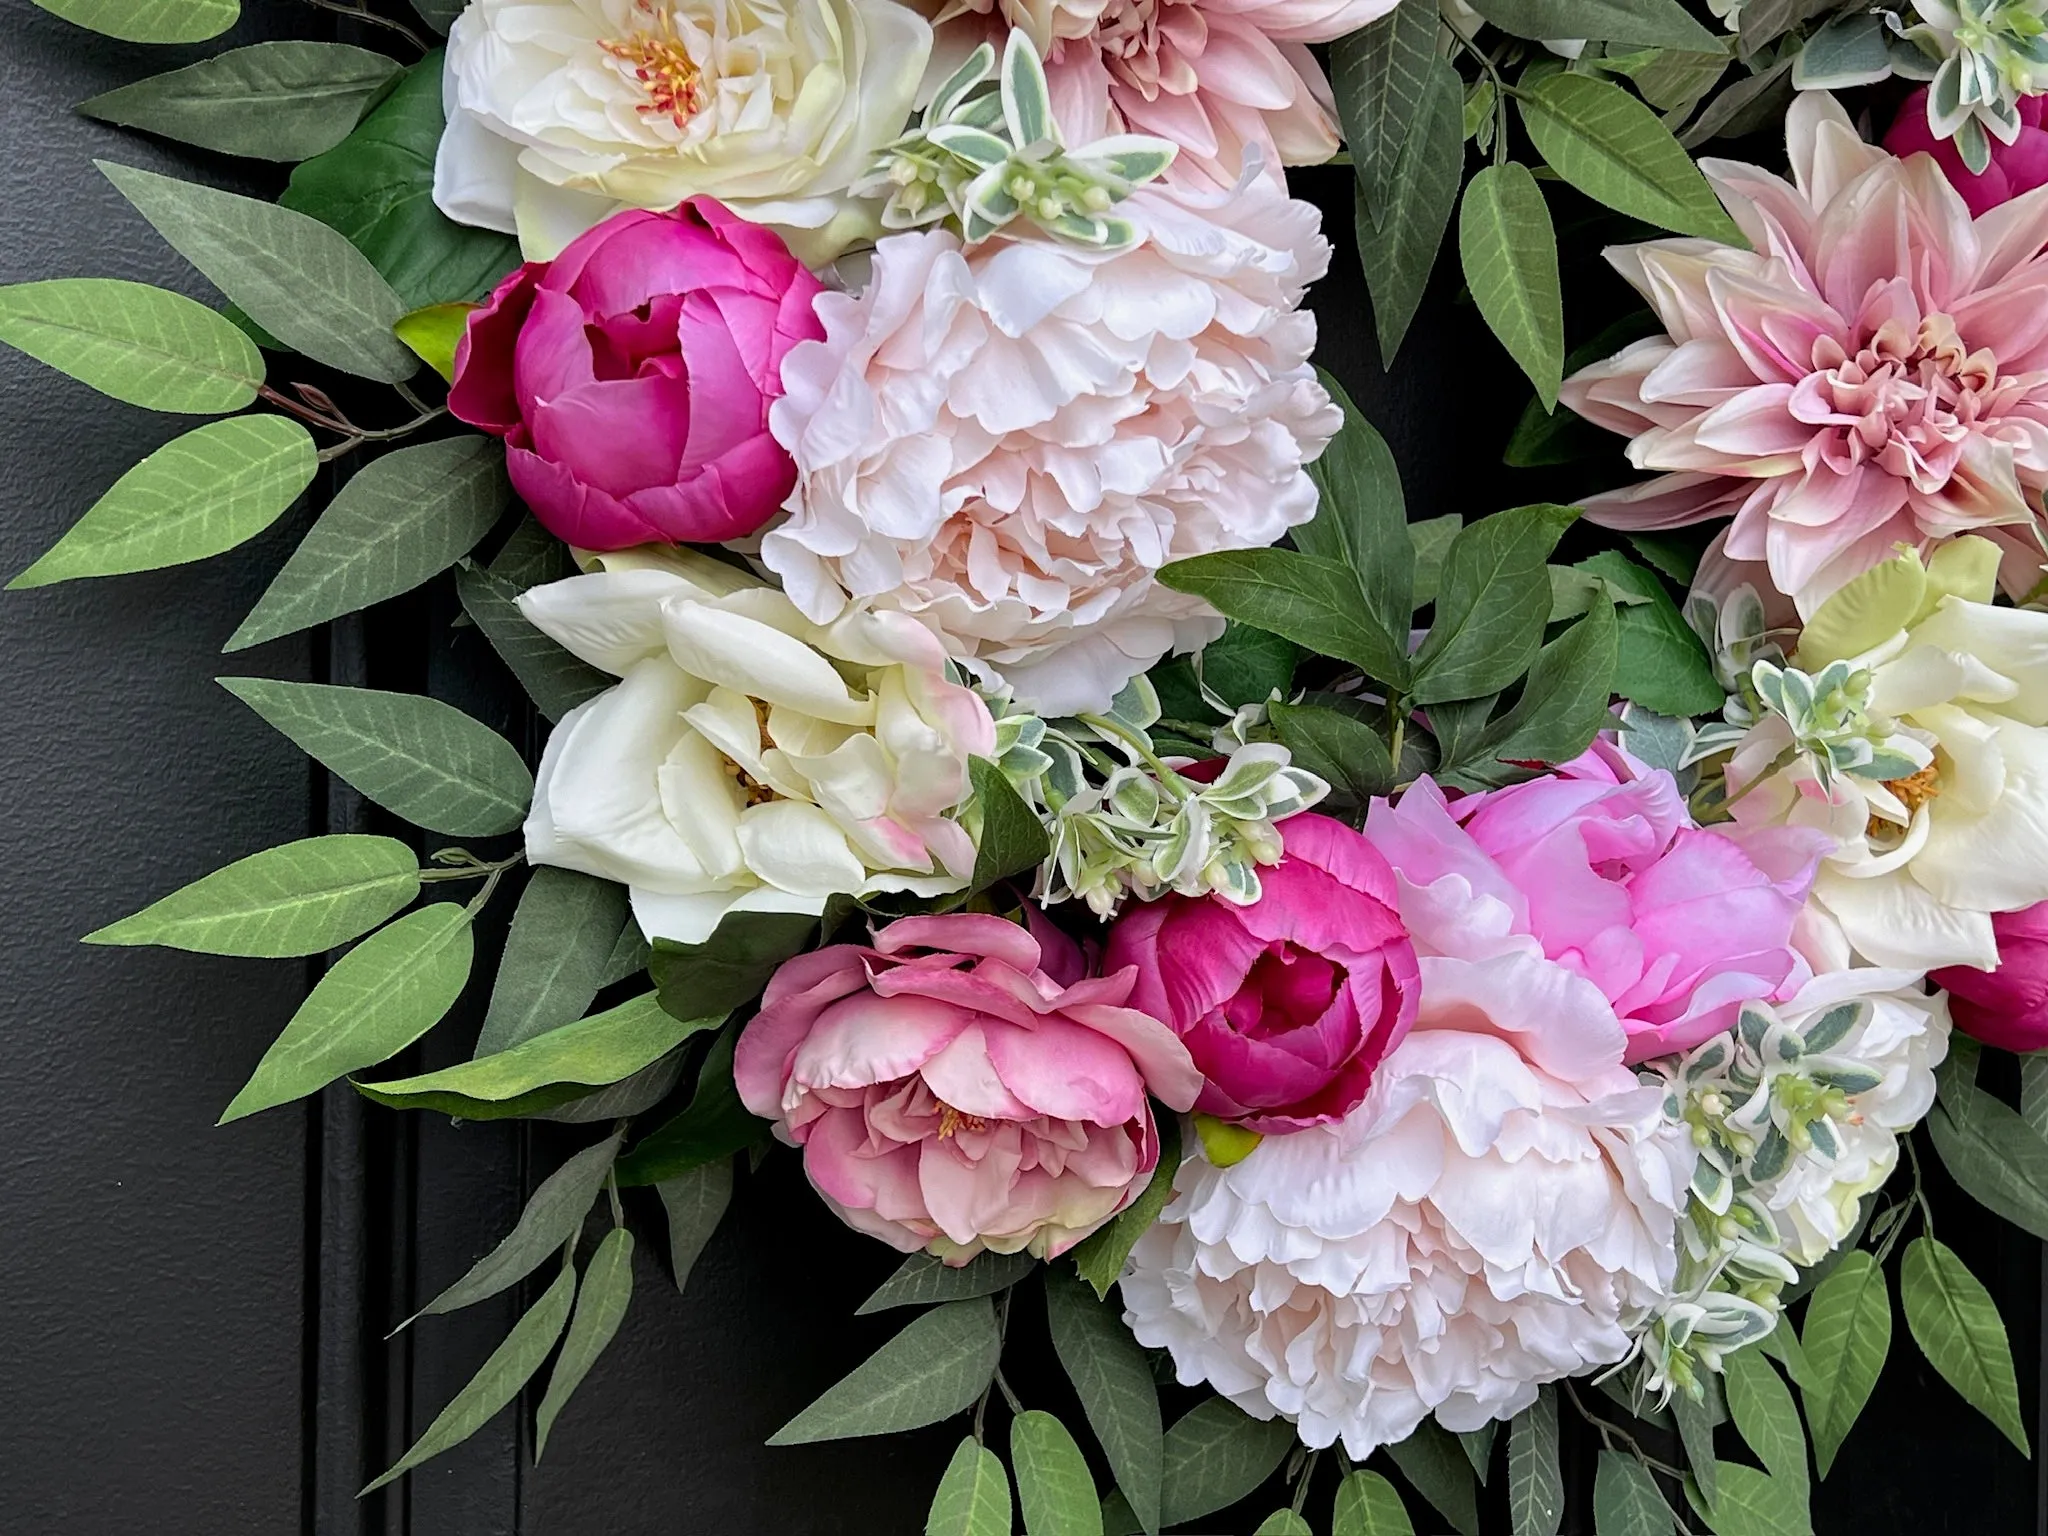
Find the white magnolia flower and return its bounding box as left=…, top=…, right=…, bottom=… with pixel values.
left=1720, top=536, right=2048, bottom=972
left=517, top=546, right=994, bottom=943
left=762, top=170, right=1338, bottom=716
left=1121, top=942, right=1691, bottom=1457
left=434, top=0, right=931, bottom=262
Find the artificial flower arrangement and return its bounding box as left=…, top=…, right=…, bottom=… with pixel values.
left=15, top=0, right=2048, bottom=1528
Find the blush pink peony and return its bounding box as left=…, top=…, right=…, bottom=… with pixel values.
left=1559, top=92, right=2048, bottom=615
left=1103, top=813, right=1420, bottom=1132
left=449, top=198, right=824, bottom=551
left=1886, top=87, right=2048, bottom=218
left=732, top=913, right=1203, bottom=1263
left=1363, top=742, right=1825, bottom=1063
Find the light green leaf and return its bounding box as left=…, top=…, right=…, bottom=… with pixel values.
left=1517, top=74, right=1745, bottom=242
left=85, top=835, right=417, bottom=957
left=0, top=278, right=262, bottom=413
left=2022, top=1051, right=2048, bottom=1139
left=1069, top=1112, right=1181, bottom=1305
left=1621, top=49, right=1732, bottom=113
left=533, top=1225, right=633, bottom=1459
left=1014, top=1411, right=1103, bottom=1536
left=1254, top=1514, right=1312, bottom=1536
left=1459, top=163, right=1563, bottom=410
left=1469, top=0, right=1720, bottom=49
left=1759, top=1317, right=1812, bottom=1390
left=859, top=1251, right=1038, bottom=1316
left=1671, top=1387, right=1718, bottom=1510
left=1800, top=1248, right=1892, bottom=1477
left=929, top=1438, right=1014, bottom=1536
left=229, top=435, right=507, bottom=649
left=1358, top=58, right=1465, bottom=366
left=362, top=1259, right=576, bottom=1493
left=395, top=301, right=475, bottom=382
left=1412, top=503, right=1579, bottom=704
left=1901, top=1235, right=2029, bottom=1455
left=656, top=1157, right=731, bottom=1294
left=768, top=1298, right=1001, bottom=1445
left=100, top=160, right=415, bottom=382
left=1593, top=1453, right=1673, bottom=1535
left=1332, top=1, right=1442, bottom=233
left=1045, top=1265, right=1164, bottom=1533
left=970, top=755, right=1053, bottom=894
left=1723, top=1348, right=1807, bottom=1490
left=78, top=42, right=401, bottom=162
left=1334, top=1469, right=1415, bottom=1535
left=1297, top=368, right=1412, bottom=634
left=476, top=867, right=631, bottom=1057
left=1386, top=1420, right=1481, bottom=1536
left=1159, top=548, right=1411, bottom=687
left=1158, top=1398, right=1294, bottom=1528
left=1576, top=550, right=1722, bottom=716
left=1271, top=698, right=1397, bottom=804
left=220, top=677, right=532, bottom=837
left=456, top=561, right=612, bottom=724
left=613, top=1026, right=768, bottom=1187
left=10, top=414, right=314, bottom=589
left=1685, top=1463, right=1812, bottom=1536
left=1508, top=1388, right=1563, bottom=1536
left=31, top=0, right=234, bottom=43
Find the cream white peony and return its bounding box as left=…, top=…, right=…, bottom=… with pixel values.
left=516, top=546, right=995, bottom=944
left=434, top=0, right=931, bottom=261
left=761, top=171, right=1339, bottom=717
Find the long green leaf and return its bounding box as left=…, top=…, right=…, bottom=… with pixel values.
left=1358, top=57, right=1465, bottom=366
left=1517, top=75, right=1744, bottom=243
left=1270, top=699, right=1397, bottom=803
left=1412, top=503, right=1579, bottom=704
left=1332, top=2, right=1442, bottom=232
left=768, top=1298, right=1001, bottom=1445
left=1685, top=1463, right=1811, bottom=1536
left=1334, top=1470, right=1416, bottom=1536
left=31, top=0, right=234, bottom=43
left=456, top=561, right=612, bottom=724
left=614, top=1027, right=767, bottom=1186
left=656, top=1157, right=732, bottom=1294
left=229, top=435, right=507, bottom=649
left=859, top=1251, right=1039, bottom=1316
left=929, top=1438, right=1014, bottom=1536
left=1593, top=1453, right=1673, bottom=1535
left=220, top=677, right=532, bottom=837
left=1671, top=1387, right=1718, bottom=1510
left=476, top=867, right=631, bottom=1056
left=0, top=278, right=261, bottom=413
left=79, top=42, right=401, bottom=162
left=1254, top=1515, right=1311, bottom=1536
left=1800, top=1249, right=1891, bottom=1477
left=1013, top=1411, right=1103, bottom=1536
left=1927, top=1079, right=2048, bottom=1240
left=85, top=834, right=418, bottom=957
left=1386, top=1420, right=1482, bottom=1536
left=221, top=902, right=472, bottom=1122
left=1508, top=1389, right=1563, bottom=1536
left=534, top=1226, right=634, bottom=1459
left=1470, top=0, right=1721, bottom=49
left=1901, top=1236, right=2029, bottom=1455
left=10, top=415, right=314, bottom=588
left=1723, top=1349, right=1807, bottom=1490
left=101, top=161, right=415, bottom=382
left=1464, top=596, right=1619, bottom=779
left=1296, top=368, right=1411, bottom=632
left=1159, top=548, right=1411, bottom=686
left=1459, top=163, right=1564, bottom=410
left=1157, top=1399, right=1294, bottom=1528
left=1045, top=1265, right=1164, bottom=1533
left=1068, top=1111, right=1181, bottom=1301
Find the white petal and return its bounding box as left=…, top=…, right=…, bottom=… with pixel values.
left=663, top=599, right=875, bottom=727
left=737, top=800, right=869, bottom=896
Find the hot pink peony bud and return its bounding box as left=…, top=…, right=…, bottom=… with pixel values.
left=1933, top=902, right=2048, bottom=1051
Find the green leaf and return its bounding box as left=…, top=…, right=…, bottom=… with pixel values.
left=100, top=161, right=415, bottom=383
left=9, top=414, right=314, bottom=589
left=1593, top=1453, right=1672, bottom=1535
left=1068, top=1111, right=1182, bottom=1302
left=356, top=992, right=718, bottom=1119
left=410, top=1131, right=622, bottom=1322
left=1469, top=0, right=1720, bottom=50
left=2021, top=1051, right=2048, bottom=1139
left=1411, top=515, right=1462, bottom=609
left=769, top=1298, right=1001, bottom=1445
left=1685, top=1463, right=1812, bottom=1536
left=614, top=1026, right=767, bottom=1187
left=1358, top=58, right=1465, bottom=366
left=1334, top=1469, right=1416, bottom=1535
left=929, top=1437, right=1015, bottom=1536
left=1575, top=551, right=1722, bottom=716
left=1800, top=1248, right=1892, bottom=1477
left=1928, top=1077, right=2048, bottom=1241
left=649, top=910, right=820, bottom=1026
left=1759, top=1317, right=1812, bottom=1391
left=221, top=902, right=472, bottom=1122
left=1271, top=699, right=1396, bottom=803
left=31, top=0, right=234, bottom=43
left=229, top=435, right=508, bottom=649
left=1620, top=48, right=1733, bottom=113
left=1671, top=1387, right=1717, bottom=1510
left=1013, top=1411, right=1103, bottom=1536
left=476, top=867, right=630, bottom=1056
left=456, top=562, right=613, bottom=724
left=970, top=755, right=1053, bottom=894
left=362, top=1259, right=576, bottom=1493
left=1901, top=1235, right=2029, bottom=1455
left=395, top=301, right=475, bottom=382
left=219, top=677, right=532, bottom=837
left=1386, top=1420, right=1481, bottom=1536
left=1459, top=164, right=1564, bottom=410
left=1197, top=623, right=1302, bottom=710
left=282, top=58, right=521, bottom=311
left=1412, top=503, right=1579, bottom=704
left=1157, top=1399, right=1294, bottom=1528
left=1331, top=1, right=1442, bottom=232
left=1459, top=1424, right=1497, bottom=1483
left=534, top=1226, right=634, bottom=1459
left=1516, top=74, right=1745, bottom=242
left=1045, top=1265, right=1164, bottom=1534
left=85, top=834, right=418, bottom=957
left=1453, top=595, right=1618, bottom=780
left=656, top=1158, right=731, bottom=1294
left=1297, top=368, right=1412, bottom=633
left=1508, top=1388, right=1563, bottom=1536
left=1723, top=1349, right=1807, bottom=1489
left=1159, top=549, right=1411, bottom=687
left=0, top=278, right=262, bottom=413
left=78, top=42, right=401, bottom=162
left=1254, top=1515, right=1311, bottom=1536
left=859, top=1251, right=1038, bottom=1316
left=411, top=0, right=464, bottom=30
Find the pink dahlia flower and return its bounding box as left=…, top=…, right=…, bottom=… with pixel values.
left=1932, top=902, right=2048, bottom=1052
left=1363, top=742, right=1825, bottom=1062
left=1103, top=814, right=1420, bottom=1133
left=449, top=198, right=824, bottom=551
left=733, top=913, right=1203, bottom=1263
left=1886, top=87, right=2048, bottom=218
left=1559, top=92, right=2048, bottom=616
left=927, top=0, right=1400, bottom=189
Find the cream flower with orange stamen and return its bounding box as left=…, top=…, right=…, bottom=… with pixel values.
left=434, top=0, right=931, bottom=262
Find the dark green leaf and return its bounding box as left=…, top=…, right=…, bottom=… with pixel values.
left=656, top=1158, right=731, bottom=1294
left=1160, top=548, right=1410, bottom=686
left=411, top=0, right=464, bottom=29
left=1045, top=1265, right=1164, bottom=1534
left=859, top=1251, right=1038, bottom=1315
left=649, top=909, right=819, bottom=1025
left=1298, top=367, right=1412, bottom=633
left=1901, top=1236, right=2029, bottom=1455
left=79, top=42, right=400, bottom=162
left=1671, top=1387, right=1717, bottom=1510
left=614, top=1026, right=769, bottom=1186
left=1332, top=0, right=1442, bottom=232
left=32, top=0, right=235, bottom=44
left=769, top=1298, right=1001, bottom=1445
left=1271, top=699, right=1396, bottom=802
left=1411, top=503, right=1578, bottom=704
left=1574, top=551, right=1721, bottom=716
left=1069, top=1111, right=1182, bottom=1302
left=1013, top=1411, right=1103, bottom=1536
left=1723, top=1349, right=1807, bottom=1489
left=535, top=1226, right=634, bottom=1459
left=0, top=277, right=262, bottom=413
left=970, top=755, right=1053, bottom=894
left=1412, top=515, right=1461, bottom=608
left=1927, top=1076, right=2048, bottom=1241
left=1470, top=0, right=1720, bottom=49
left=1334, top=1469, right=1416, bottom=1535
left=456, top=562, right=613, bottom=724
left=478, top=867, right=632, bottom=1056
left=929, top=1437, right=1014, bottom=1536
left=1157, top=1399, right=1294, bottom=1528
left=1737, top=0, right=1834, bottom=53
left=1459, top=163, right=1564, bottom=410
left=1517, top=74, right=1745, bottom=242
left=1358, top=57, right=1465, bottom=366
left=1198, top=623, right=1302, bottom=709
left=1460, top=596, right=1618, bottom=781
left=1800, top=1249, right=1891, bottom=1477
left=1685, top=1463, right=1811, bottom=1536
left=1459, top=1424, right=1497, bottom=1483
left=1508, top=1388, right=1563, bottom=1536
left=1593, top=1453, right=1673, bottom=1535
left=1386, top=1418, right=1482, bottom=1536
left=1626, top=529, right=1709, bottom=588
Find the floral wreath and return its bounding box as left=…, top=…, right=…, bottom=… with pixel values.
left=16, top=0, right=2048, bottom=1528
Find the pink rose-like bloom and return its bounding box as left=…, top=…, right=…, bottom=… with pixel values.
left=1364, top=742, right=1825, bottom=1063
left=734, top=913, right=1203, bottom=1263
left=449, top=198, right=824, bottom=551
left=1103, top=814, right=1420, bottom=1133
left=1932, top=903, right=2048, bottom=1051
left=1887, top=87, right=2048, bottom=217
left=1560, top=92, right=2048, bottom=616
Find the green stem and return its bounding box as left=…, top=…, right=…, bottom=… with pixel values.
left=1075, top=713, right=1195, bottom=802
left=302, top=0, right=427, bottom=50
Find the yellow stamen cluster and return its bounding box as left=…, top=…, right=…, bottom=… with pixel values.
left=1867, top=763, right=1942, bottom=838
left=937, top=1104, right=989, bottom=1139
left=600, top=2, right=703, bottom=130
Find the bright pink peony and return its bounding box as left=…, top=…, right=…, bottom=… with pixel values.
left=732, top=913, right=1202, bottom=1263
left=1932, top=903, right=2048, bottom=1051
left=1560, top=93, right=2048, bottom=616
left=1363, top=742, right=1824, bottom=1063
left=449, top=198, right=824, bottom=551
left=1102, top=814, right=1419, bottom=1132
left=1887, top=88, right=2048, bottom=217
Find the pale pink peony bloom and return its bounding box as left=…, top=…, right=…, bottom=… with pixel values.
left=733, top=913, right=1203, bottom=1263
left=923, top=0, right=1401, bottom=189
left=763, top=175, right=1339, bottom=716
left=1560, top=92, right=2048, bottom=616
